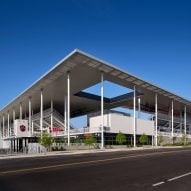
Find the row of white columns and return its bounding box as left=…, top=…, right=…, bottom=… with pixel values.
left=0, top=111, right=12, bottom=137
left=36, top=72, right=103, bottom=147
left=0, top=73, right=187, bottom=149
left=63, top=72, right=104, bottom=148
left=133, top=88, right=187, bottom=147
left=0, top=71, right=78, bottom=147
left=154, top=94, right=187, bottom=146
left=0, top=92, right=40, bottom=138
left=0, top=100, right=32, bottom=138
left=64, top=72, right=104, bottom=148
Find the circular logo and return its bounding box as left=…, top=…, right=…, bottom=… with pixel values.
left=20, top=125, right=26, bottom=132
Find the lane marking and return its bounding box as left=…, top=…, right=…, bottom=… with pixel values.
left=152, top=171, right=191, bottom=187
left=152, top=181, right=165, bottom=187
left=0, top=149, right=191, bottom=176
left=168, top=172, right=191, bottom=182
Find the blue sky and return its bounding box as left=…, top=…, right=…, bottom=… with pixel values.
left=0, top=0, right=191, bottom=126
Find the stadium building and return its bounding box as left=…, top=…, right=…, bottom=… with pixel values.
left=0, top=49, right=191, bottom=151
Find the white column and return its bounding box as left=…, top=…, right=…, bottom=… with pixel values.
left=29, top=97, right=32, bottom=136
left=13, top=108, right=15, bottom=122
left=184, top=106, right=187, bottom=135
left=50, top=99, right=53, bottom=133
left=8, top=111, right=10, bottom=137
left=101, top=73, right=104, bottom=149
left=19, top=102, right=22, bottom=120
left=180, top=111, right=182, bottom=133
left=138, top=97, right=141, bottom=118
left=133, top=86, right=136, bottom=147
left=0, top=117, right=1, bottom=137
left=12, top=108, right=15, bottom=137
left=155, top=93, right=158, bottom=146
left=3, top=114, right=5, bottom=138
left=171, top=100, right=174, bottom=138
left=64, top=96, right=67, bottom=134
left=40, top=88, right=43, bottom=138
left=0, top=117, right=2, bottom=138
left=32, top=110, right=34, bottom=136
left=67, top=72, right=70, bottom=146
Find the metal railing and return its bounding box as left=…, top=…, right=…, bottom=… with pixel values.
left=159, top=131, right=191, bottom=138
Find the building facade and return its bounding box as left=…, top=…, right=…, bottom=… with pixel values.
left=0, top=49, right=191, bottom=151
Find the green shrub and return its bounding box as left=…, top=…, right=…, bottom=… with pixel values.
left=139, top=133, right=148, bottom=145
left=116, top=131, right=126, bottom=145
left=84, top=134, right=96, bottom=148
left=38, top=132, right=53, bottom=151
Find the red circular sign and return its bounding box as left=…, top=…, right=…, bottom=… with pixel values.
left=20, top=125, right=26, bottom=132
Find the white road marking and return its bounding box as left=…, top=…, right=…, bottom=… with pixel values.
left=152, top=181, right=165, bottom=187
left=168, top=172, right=191, bottom=182
left=152, top=171, right=191, bottom=187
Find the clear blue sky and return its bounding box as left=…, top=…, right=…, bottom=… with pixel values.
left=0, top=0, right=191, bottom=113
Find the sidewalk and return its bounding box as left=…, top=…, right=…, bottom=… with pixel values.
left=0, top=146, right=185, bottom=160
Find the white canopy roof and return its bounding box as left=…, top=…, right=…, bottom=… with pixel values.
left=0, top=49, right=190, bottom=120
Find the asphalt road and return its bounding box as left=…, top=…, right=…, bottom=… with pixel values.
left=0, top=148, right=191, bottom=191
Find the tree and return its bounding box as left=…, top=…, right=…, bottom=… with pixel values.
left=116, top=131, right=126, bottom=145
left=84, top=134, right=96, bottom=148
left=139, top=133, right=148, bottom=145
left=39, top=132, right=53, bottom=151
left=158, top=133, right=164, bottom=146
left=181, top=134, right=188, bottom=145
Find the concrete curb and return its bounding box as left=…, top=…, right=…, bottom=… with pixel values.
left=0, top=146, right=188, bottom=160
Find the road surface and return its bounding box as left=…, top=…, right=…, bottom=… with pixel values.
left=0, top=148, right=191, bottom=191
